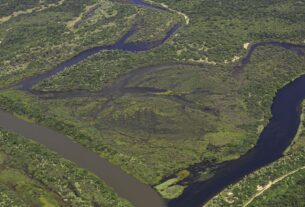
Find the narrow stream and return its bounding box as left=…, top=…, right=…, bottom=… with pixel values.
left=1, top=1, right=305, bottom=207
left=1, top=1, right=176, bottom=207
left=16, top=41, right=305, bottom=207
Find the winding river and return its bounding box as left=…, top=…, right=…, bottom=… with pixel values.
left=1, top=1, right=305, bottom=207
left=3, top=1, right=177, bottom=207
left=169, top=43, right=305, bottom=207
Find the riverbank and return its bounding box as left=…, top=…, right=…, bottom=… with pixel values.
left=0, top=109, right=166, bottom=207
left=1, top=1, right=305, bottom=207
left=0, top=128, right=133, bottom=207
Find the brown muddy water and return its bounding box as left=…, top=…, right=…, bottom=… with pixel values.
left=0, top=109, right=166, bottom=207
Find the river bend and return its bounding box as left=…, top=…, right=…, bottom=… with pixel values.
left=1, top=1, right=305, bottom=207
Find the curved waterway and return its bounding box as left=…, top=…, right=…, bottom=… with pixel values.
left=14, top=37, right=305, bottom=207
left=169, top=42, right=305, bottom=207
left=2, top=1, right=177, bottom=207
left=2, top=1, right=305, bottom=207
left=18, top=23, right=181, bottom=91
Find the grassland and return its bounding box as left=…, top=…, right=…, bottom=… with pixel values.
left=1, top=0, right=305, bottom=202
left=0, top=128, right=132, bottom=207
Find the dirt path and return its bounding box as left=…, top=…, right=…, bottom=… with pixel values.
left=0, top=0, right=65, bottom=24
left=243, top=165, right=305, bottom=207
left=145, top=0, right=190, bottom=25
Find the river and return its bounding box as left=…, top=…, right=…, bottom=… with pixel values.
left=169, top=42, right=305, bottom=207
left=1, top=1, right=305, bottom=207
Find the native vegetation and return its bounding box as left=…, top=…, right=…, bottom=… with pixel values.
left=206, top=104, right=305, bottom=207
left=0, top=128, right=131, bottom=207
left=1, top=0, right=305, bottom=203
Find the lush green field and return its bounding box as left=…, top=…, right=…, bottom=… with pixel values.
left=0, top=128, right=131, bottom=207
left=1, top=0, right=305, bottom=202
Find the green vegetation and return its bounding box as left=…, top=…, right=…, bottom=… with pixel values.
left=155, top=170, right=189, bottom=199
left=2, top=45, right=305, bottom=196
left=206, top=150, right=305, bottom=207
left=206, top=104, right=305, bottom=207
left=0, top=128, right=132, bottom=207
left=0, top=0, right=61, bottom=17
left=1, top=0, right=305, bottom=202
left=2, top=0, right=305, bottom=89
left=152, top=0, right=305, bottom=62
left=33, top=50, right=178, bottom=92
left=0, top=0, right=176, bottom=88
